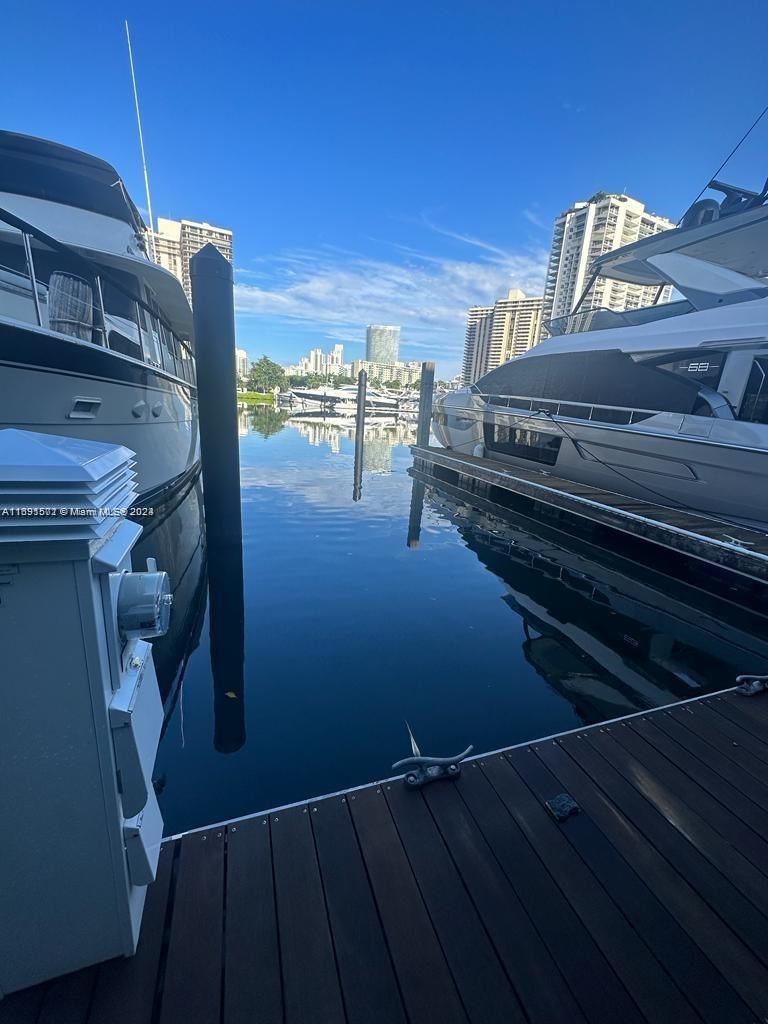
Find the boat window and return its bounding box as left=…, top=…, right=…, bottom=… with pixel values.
left=159, top=322, right=179, bottom=376
left=100, top=278, right=142, bottom=358
left=483, top=422, right=562, bottom=465
left=142, top=287, right=164, bottom=368
left=739, top=358, right=768, bottom=424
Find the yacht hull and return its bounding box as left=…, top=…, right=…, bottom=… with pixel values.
left=433, top=392, right=768, bottom=529
left=0, top=320, right=199, bottom=502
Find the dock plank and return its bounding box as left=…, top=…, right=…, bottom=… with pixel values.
left=424, top=778, right=588, bottom=1024
left=348, top=786, right=468, bottom=1024
left=37, top=968, right=97, bottom=1024
left=0, top=985, right=50, bottom=1024
left=667, top=702, right=768, bottom=784
left=159, top=829, right=225, bottom=1024
left=88, top=840, right=174, bottom=1024
left=531, top=738, right=759, bottom=1024
left=310, top=795, right=407, bottom=1024
left=652, top=709, right=768, bottom=814
left=554, top=731, right=768, bottom=1021
left=224, top=817, right=282, bottom=1024
left=483, top=750, right=702, bottom=1024
left=270, top=804, right=345, bottom=1024
left=627, top=716, right=768, bottom=857
left=457, top=760, right=642, bottom=1024
left=384, top=780, right=523, bottom=1024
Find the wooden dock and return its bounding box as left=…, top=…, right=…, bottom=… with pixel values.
left=4, top=689, right=768, bottom=1023
left=412, top=445, right=768, bottom=585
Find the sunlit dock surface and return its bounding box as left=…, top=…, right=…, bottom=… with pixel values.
left=5, top=689, right=768, bottom=1023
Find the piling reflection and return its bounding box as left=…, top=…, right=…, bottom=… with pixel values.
left=407, top=471, right=768, bottom=723
left=208, top=536, right=246, bottom=754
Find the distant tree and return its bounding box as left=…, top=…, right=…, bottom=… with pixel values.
left=305, top=372, right=324, bottom=387
left=248, top=355, right=285, bottom=393
left=411, top=378, right=421, bottom=389
left=383, top=380, right=401, bottom=389
left=331, top=374, right=355, bottom=387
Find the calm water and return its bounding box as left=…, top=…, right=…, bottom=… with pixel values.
left=141, top=404, right=768, bottom=835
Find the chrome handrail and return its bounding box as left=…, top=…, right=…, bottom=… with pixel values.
left=474, top=393, right=662, bottom=424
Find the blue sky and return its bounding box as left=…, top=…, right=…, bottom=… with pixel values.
left=3, top=0, right=768, bottom=377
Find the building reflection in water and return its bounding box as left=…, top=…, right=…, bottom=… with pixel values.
left=288, top=411, right=416, bottom=472
left=406, top=471, right=768, bottom=725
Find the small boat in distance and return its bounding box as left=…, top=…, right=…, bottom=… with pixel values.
left=0, top=131, right=199, bottom=503
left=434, top=174, right=768, bottom=530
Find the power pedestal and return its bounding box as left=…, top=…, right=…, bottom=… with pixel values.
left=0, top=430, right=171, bottom=995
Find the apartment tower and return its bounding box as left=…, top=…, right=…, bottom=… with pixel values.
left=541, top=193, right=674, bottom=337
left=366, top=325, right=401, bottom=364
left=152, top=217, right=234, bottom=304
left=461, top=289, right=543, bottom=385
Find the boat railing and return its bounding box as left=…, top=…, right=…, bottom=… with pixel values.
left=473, top=392, right=662, bottom=426
left=0, top=204, right=196, bottom=385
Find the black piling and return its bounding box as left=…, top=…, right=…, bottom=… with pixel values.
left=416, top=360, right=435, bottom=448
left=190, top=244, right=245, bottom=752
left=353, top=369, right=367, bottom=502
left=190, top=243, right=242, bottom=546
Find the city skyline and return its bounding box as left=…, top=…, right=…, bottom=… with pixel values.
left=5, top=2, right=768, bottom=378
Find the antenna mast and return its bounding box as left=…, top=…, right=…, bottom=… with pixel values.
left=125, top=21, right=156, bottom=260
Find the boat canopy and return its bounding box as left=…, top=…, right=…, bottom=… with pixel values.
left=0, top=131, right=146, bottom=235
left=592, top=204, right=768, bottom=286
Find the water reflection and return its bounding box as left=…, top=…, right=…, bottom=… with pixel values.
left=147, top=406, right=768, bottom=837
left=407, top=470, right=768, bottom=723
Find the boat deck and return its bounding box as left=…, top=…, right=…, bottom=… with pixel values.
left=4, top=690, right=768, bottom=1023
left=412, top=445, right=768, bottom=584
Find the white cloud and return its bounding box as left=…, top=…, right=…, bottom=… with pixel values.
left=234, top=241, right=548, bottom=359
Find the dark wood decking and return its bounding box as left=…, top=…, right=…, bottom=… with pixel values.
left=4, top=691, right=768, bottom=1023
left=412, top=446, right=768, bottom=584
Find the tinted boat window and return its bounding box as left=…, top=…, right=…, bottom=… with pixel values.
left=740, top=358, right=768, bottom=424
left=477, top=349, right=709, bottom=415
left=483, top=423, right=562, bottom=464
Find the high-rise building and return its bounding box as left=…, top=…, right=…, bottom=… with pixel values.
left=351, top=359, right=422, bottom=386
left=285, top=343, right=350, bottom=378
left=461, top=290, right=543, bottom=385
left=541, top=193, right=674, bottom=337
left=152, top=217, right=234, bottom=304
left=235, top=348, right=249, bottom=380
left=366, top=325, right=400, bottom=364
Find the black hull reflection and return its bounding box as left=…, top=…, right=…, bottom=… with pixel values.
left=130, top=472, right=207, bottom=712
left=409, top=470, right=768, bottom=726
left=129, top=469, right=247, bottom=755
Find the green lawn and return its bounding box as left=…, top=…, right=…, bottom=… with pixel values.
left=237, top=391, right=275, bottom=404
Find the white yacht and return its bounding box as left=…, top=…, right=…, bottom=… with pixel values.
left=434, top=178, right=768, bottom=530
left=288, top=384, right=400, bottom=412
left=0, top=131, right=199, bottom=503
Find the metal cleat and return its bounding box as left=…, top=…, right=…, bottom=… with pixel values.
left=392, top=721, right=473, bottom=789
left=735, top=674, right=768, bottom=696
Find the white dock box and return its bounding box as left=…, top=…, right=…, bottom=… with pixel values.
left=0, top=430, right=170, bottom=996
